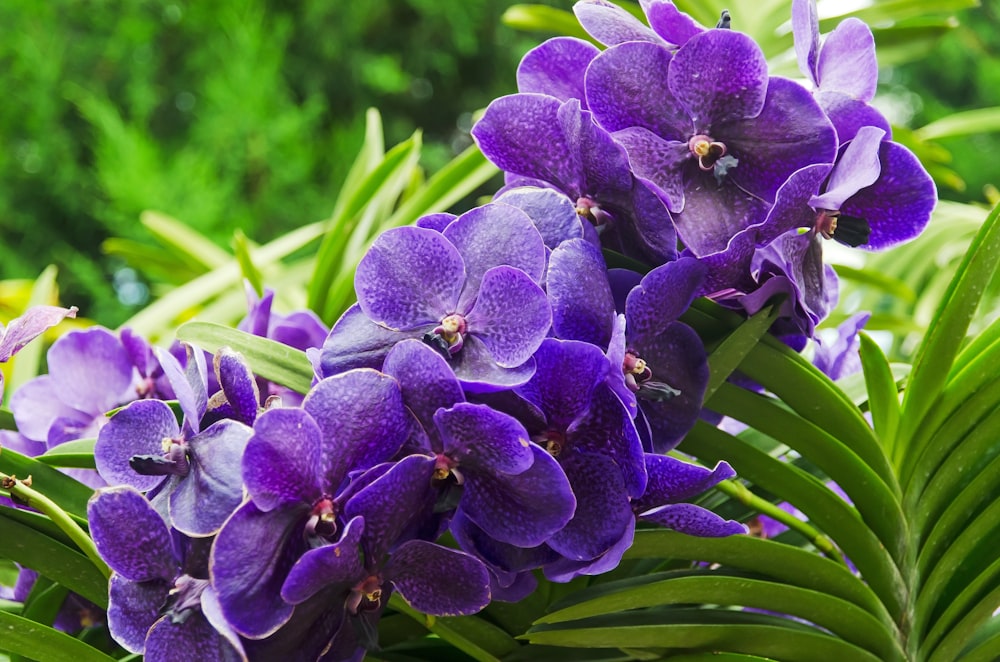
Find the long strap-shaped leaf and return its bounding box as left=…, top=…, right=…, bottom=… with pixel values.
left=0, top=611, right=116, bottom=662
left=920, top=555, right=1000, bottom=659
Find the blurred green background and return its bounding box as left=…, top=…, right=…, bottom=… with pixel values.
left=0, top=0, right=996, bottom=326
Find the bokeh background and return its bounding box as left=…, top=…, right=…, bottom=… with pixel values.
left=1, top=0, right=997, bottom=326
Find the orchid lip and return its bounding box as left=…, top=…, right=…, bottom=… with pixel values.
left=128, top=438, right=190, bottom=477
left=815, top=209, right=871, bottom=247
left=164, top=574, right=209, bottom=624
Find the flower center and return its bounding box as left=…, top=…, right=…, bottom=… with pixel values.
left=432, top=453, right=462, bottom=484
left=423, top=313, right=467, bottom=361
left=575, top=196, right=613, bottom=230
left=814, top=210, right=871, bottom=247
left=688, top=134, right=739, bottom=184
left=348, top=575, right=384, bottom=615
left=533, top=429, right=567, bottom=457
left=305, top=497, right=338, bottom=541
left=624, top=350, right=681, bottom=402
left=165, top=574, right=209, bottom=624
left=128, top=436, right=190, bottom=477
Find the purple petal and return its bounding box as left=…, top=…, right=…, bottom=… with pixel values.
left=11, top=376, right=86, bottom=443
left=611, top=128, right=689, bottom=213
left=449, top=334, right=537, bottom=392
left=517, top=338, right=608, bottom=430
left=569, top=382, right=647, bottom=497
left=243, top=407, right=324, bottom=509
left=239, top=286, right=274, bottom=338
left=108, top=574, right=169, bottom=653
left=304, top=369, right=410, bottom=488
left=155, top=345, right=207, bottom=434
left=547, top=238, right=615, bottom=346
left=586, top=41, right=691, bottom=139
left=450, top=510, right=560, bottom=573
left=640, top=502, right=747, bottom=536
left=574, top=0, right=662, bottom=47
left=841, top=140, right=937, bottom=250
left=635, top=455, right=735, bottom=511
left=144, top=611, right=246, bottom=662
left=814, top=311, right=871, bottom=380
left=629, top=180, right=679, bottom=263
left=385, top=540, right=490, bottom=616
left=0, top=305, right=77, bottom=361
left=546, top=451, right=633, bottom=560
left=811, top=125, right=885, bottom=210
left=213, top=348, right=260, bottom=426
left=170, top=420, right=252, bottom=536
left=319, top=303, right=417, bottom=378
left=281, top=516, right=365, bottom=605
left=625, top=257, right=706, bottom=338
left=723, top=77, right=837, bottom=203
left=669, top=30, right=767, bottom=125
left=269, top=310, right=329, bottom=353
left=466, top=266, right=551, bottom=367
left=210, top=501, right=306, bottom=638
left=755, top=164, right=833, bottom=246
left=354, top=227, right=465, bottom=330
left=816, top=91, right=892, bottom=143
left=95, top=399, right=179, bottom=491
left=791, top=0, right=821, bottom=86
left=459, top=443, right=575, bottom=547
left=435, top=402, right=534, bottom=474
left=383, top=339, right=464, bottom=433
left=48, top=328, right=134, bottom=415
left=817, top=18, right=878, bottom=101
left=200, top=586, right=248, bottom=661
left=671, top=171, right=771, bottom=257
left=415, top=212, right=457, bottom=232
left=495, top=186, right=586, bottom=250
left=517, top=37, right=599, bottom=103
left=544, top=517, right=634, bottom=581
left=443, top=203, right=547, bottom=311
left=643, top=0, right=704, bottom=46
left=88, top=486, right=178, bottom=581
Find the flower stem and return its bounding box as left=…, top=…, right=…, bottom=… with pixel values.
left=0, top=472, right=110, bottom=579
left=715, top=479, right=850, bottom=567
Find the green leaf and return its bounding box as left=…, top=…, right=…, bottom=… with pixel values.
left=0, top=611, right=115, bottom=662
left=915, top=107, right=1000, bottom=141
left=830, top=263, right=916, bottom=303
left=13, top=578, right=69, bottom=662
left=919, top=555, right=1000, bottom=660
left=501, top=5, right=595, bottom=42
left=0, top=509, right=107, bottom=608
left=0, top=409, right=15, bottom=431
left=858, top=332, right=901, bottom=451
left=389, top=595, right=512, bottom=662
left=232, top=229, right=264, bottom=298
left=330, top=108, right=385, bottom=225
left=897, top=201, right=1000, bottom=471
left=957, top=616, right=1000, bottom=662
left=37, top=438, right=97, bottom=469
left=703, top=304, right=780, bottom=401
left=175, top=322, right=314, bottom=395
left=140, top=210, right=231, bottom=272
left=0, top=448, right=94, bottom=520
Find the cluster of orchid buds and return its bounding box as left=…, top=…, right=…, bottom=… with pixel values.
left=0, top=0, right=935, bottom=660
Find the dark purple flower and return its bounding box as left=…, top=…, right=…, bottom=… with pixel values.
left=87, top=486, right=245, bottom=660
left=516, top=37, right=599, bottom=106
left=210, top=369, right=411, bottom=639
left=320, top=203, right=551, bottom=391
left=585, top=29, right=837, bottom=258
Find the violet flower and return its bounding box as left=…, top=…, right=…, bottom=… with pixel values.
left=0, top=304, right=77, bottom=400
left=87, top=486, right=245, bottom=661
left=813, top=311, right=871, bottom=381
left=573, top=0, right=707, bottom=50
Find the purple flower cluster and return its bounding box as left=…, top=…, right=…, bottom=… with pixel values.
left=473, top=0, right=935, bottom=349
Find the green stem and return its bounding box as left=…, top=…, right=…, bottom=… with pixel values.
left=0, top=472, right=109, bottom=579
left=715, top=479, right=850, bottom=567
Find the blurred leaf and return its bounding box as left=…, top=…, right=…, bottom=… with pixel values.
left=830, top=263, right=916, bottom=303
left=140, top=210, right=231, bottom=272
left=176, top=321, right=314, bottom=394
left=0, top=611, right=114, bottom=662
left=502, top=5, right=594, bottom=42
left=38, top=438, right=97, bottom=469
left=916, top=107, right=1000, bottom=141
left=232, top=229, right=264, bottom=298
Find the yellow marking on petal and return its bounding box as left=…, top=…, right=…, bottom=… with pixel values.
left=519, top=437, right=529, bottom=447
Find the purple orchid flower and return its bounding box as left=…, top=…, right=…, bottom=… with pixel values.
left=791, top=0, right=891, bottom=142
left=94, top=346, right=253, bottom=537
left=0, top=303, right=76, bottom=407
left=209, top=369, right=411, bottom=640
left=813, top=311, right=871, bottom=381
left=573, top=0, right=707, bottom=50
left=320, top=202, right=552, bottom=391
left=88, top=486, right=245, bottom=661
left=585, top=28, right=837, bottom=259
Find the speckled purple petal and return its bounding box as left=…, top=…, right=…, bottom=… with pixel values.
left=817, top=18, right=877, bottom=101
left=95, top=399, right=179, bottom=491
left=517, top=37, right=599, bottom=103
left=635, top=455, right=735, bottom=512
left=547, top=239, right=615, bottom=346
left=319, top=303, right=418, bottom=378
left=201, top=586, right=247, bottom=660
left=544, top=516, right=634, bottom=582
left=242, top=408, right=324, bottom=510
left=723, top=77, right=837, bottom=203
left=210, top=501, right=307, bottom=638
left=354, top=226, right=466, bottom=330
left=630, top=322, right=708, bottom=453
left=575, top=0, right=662, bottom=46
left=626, top=257, right=706, bottom=339
left=841, top=140, right=937, bottom=250
left=383, top=339, right=464, bottom=433
left=812, top=126, right=885, bottom=210
left=816, top=91, right=892, bottom=144
left=108, top=573, right=168, bottom=653
left=791, top=0, right=820, bottom=86
left=270, top=310, right=329, bottom=353
left=145, top=611, right=246, bottom=662
left=450, top=334, right=537, bottom=392
left=48, top=328, right=134, bottom=415
left=640, top=502, right=747, bottom=536
left=155, top=345, right=207, bottom=434
left=385, top=540, right=490, bottom=616
left=88, top=486, right=178, bottom=581
left=304, top=369, right=410, bottom=489
left=460, top=443, right=575, bottom=547
left=465, top=266, right=551, bottom=368
left=415, top=212, right=457, bottom=232
left=435, top=402, right=534, bottom=475
left=672, top=171, right=771, bottom=257
left=444, top=203, right=547, bottom=311
left=0, top=305, right=76, bottom=361
left=281, top=516, right=365, bottom=605
left=643, top=0, right=704, bottom=45
left=755, top=164, right=833, bottom=246
left=668, top=30, right=767, bottom=126
left=569, top=383, right=646, bottom=497
left=10, top=376, right=83, bottom=443
left=546, top=451, right=633, bottom=560
left=451, top=510, right=560, bottom=573
left=630, top=180, right=679, bottom=262
left=494, top=187, right=585, bottom=250
left=586, top=41, right=690, bottom=138
left=516, top=338, right=607, bottom=430
left=214, top=347, right=260, bottom=426
left=170, top=419, right=252, bottom=536
left=611, top=128, right=689, bottom=213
